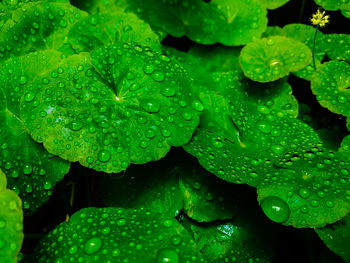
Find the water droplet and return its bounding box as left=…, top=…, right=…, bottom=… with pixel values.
left=145, top=129, right=156, bottom=139
left=298, top=188, right=310, bottom=199
left=156, top=248, right=179, bottom=263
left=161, top=87, right=176, bottom=97
left=18, top=75, right=27, bottom=85
left=260, top=196, right=290, bottom=223
left=23, top=164, right=33, bottom=175
left=24, top=92, right=35, bottom=102
left=68, top=120, right=84, bottom=131
left=192, top=100, right=204, bottom=111
left=161, top=129, right=171, bottom=138
left=163, top=219, right=173, bottom=227
left=117, top=219, right=126, bottom=226
left=171, top=235, right=182, bottom=246
left=69, top=245, right=78, bottom=254
left=151, top=72, right=165, bottom=82
left=142, top=101, right=160, bottom=113
left=97, top=150, right=111, bottom=162
left=143, top=64, right=154, bottom=74
left=213, top=139, right=223, bottom=148
left=257, top=121, right=271, bottom=133
left=84, top=237, right=102, bottom=255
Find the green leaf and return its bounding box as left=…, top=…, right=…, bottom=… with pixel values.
left=67, top=11, right=161, bottom=53
left=178, top=195, right=279, bottom=263
left=258, top=0, right=290, bottom=9
left=0, top=52, right=70, bottom=214
left=239, top=36, right=312, bottom=82
left=25, top=207, right=204, bottom=262
left=323, top=34, right=350, bottom=61
left=188, top=45, right=242, bottom=73
left=316, top=212, right=350, bottom=263
left=314, top=0, right=350, bottom=17
left=340, top=135, right=350, bottom=158
left=311, top=60, right=350, bottom=117
left=184, top=70, right=315, bottom=186
left=178, top=158, right=240, bottom=222
left=257, top=149, right=350, bottom=227
left=96, top=161, right=183, bottom=217
left=122, top=0, right=267, bottom=46
left=282, top=23, right=326, bottom=80
left=0, top=169, right=23, bottom=263
left=20, top=44, right=201, bottom=173
left=0, top=1, right=87, bottom=61
left=262, top=25, right=285, bottom=37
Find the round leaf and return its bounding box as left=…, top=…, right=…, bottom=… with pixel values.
left=283, top=23, right=326, bottom=80
left=239, top=36, right=312, bottom=82
left=257, top=149, right=350, bottom=227
left=123, top=0, right=267, bottom=46
left=20, top=44, right=201, bottom=173
left=311, top=60, right=350, bottom=117
left=0, top=1, right=87, bottom=61
left=314, top=0, right=350, bottom=16
left=0, top=52, right=71, bottom=214
left=184, top=71, right=316, bottom=186
left=25, top=207, right=204, bottom=262
left=258, top=0, right=290, bottom=9
left=323, top=34, right=350, bottom=61
left=67, top=11, right=161, bottom=53
left=0, top=169, right=23, bottom=263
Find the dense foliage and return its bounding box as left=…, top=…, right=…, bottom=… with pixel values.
left=0, top=0, right=349, bottom=262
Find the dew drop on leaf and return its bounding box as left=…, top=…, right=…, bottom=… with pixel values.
left=84, top=237, right=102, bottom=255
left=260, top=196, right=290, bottom=223
left=97, top=150, right=111, bottom=163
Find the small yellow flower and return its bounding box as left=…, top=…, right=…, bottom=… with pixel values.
left=310, top=9, right=330, bottom=27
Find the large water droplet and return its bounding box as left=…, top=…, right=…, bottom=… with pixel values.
left=97, top=150, right=111, bottom=162
left=84, top=237, right=102, bottom=255
left=260, top=196, right=290, bottom=223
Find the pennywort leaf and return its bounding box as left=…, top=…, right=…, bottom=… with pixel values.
left=311, top=60, right=350, bottom=117
left=0, top=169, right=23, bottom=263
left=0, top=1, right=87, bottom=61
left=239, top=36, right=312, bottom=82
left=20, top=44, right=201, bottom=173
left=0, top=51, right=70, bottom=214
left=25, top=207, right=204, bottom=262
left=122, top=0, right=267, bottom=46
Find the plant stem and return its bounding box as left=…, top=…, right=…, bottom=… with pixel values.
left=299, top=0, right=306, bottom=22
left=312, top=25, right=319, bottom=71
